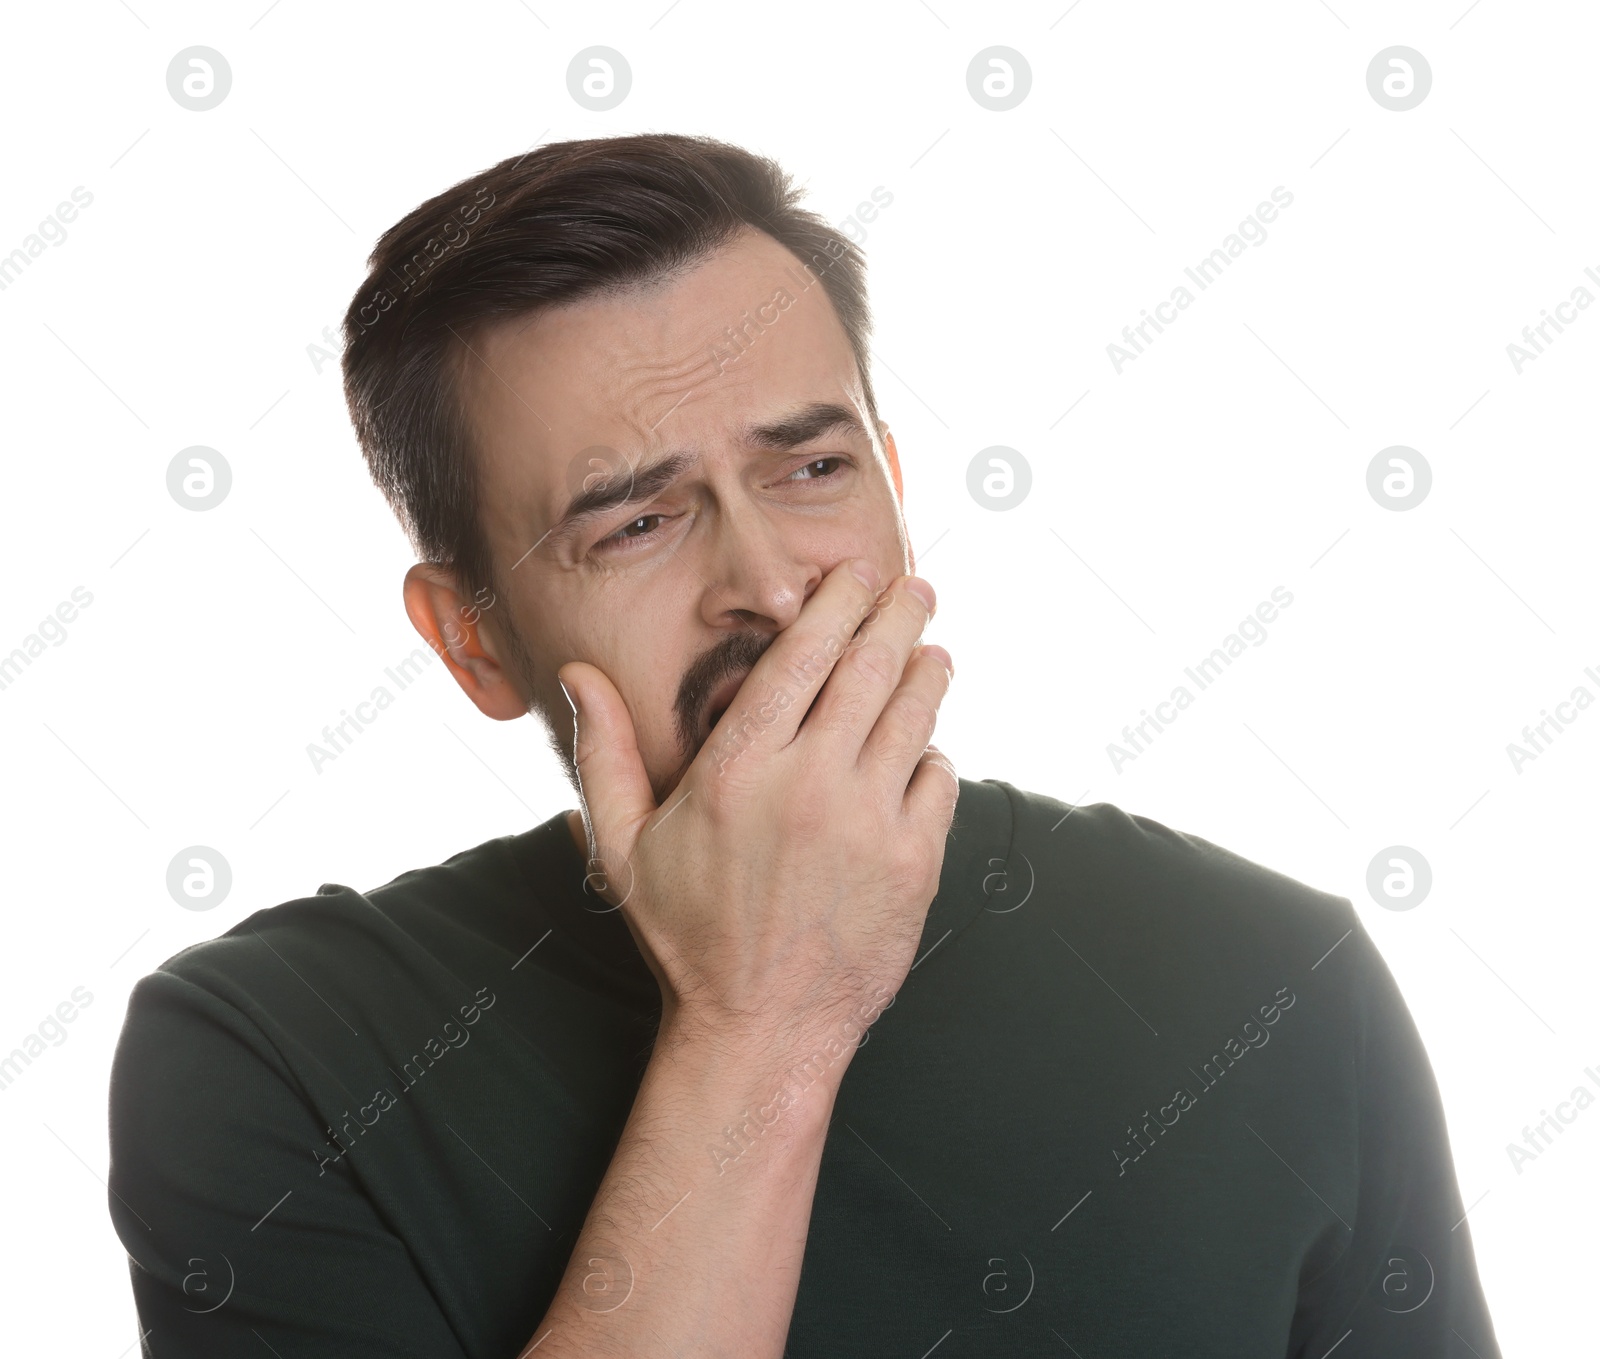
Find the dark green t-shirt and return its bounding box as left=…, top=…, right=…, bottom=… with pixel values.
left=107, top=778, right=1501, bottom=1356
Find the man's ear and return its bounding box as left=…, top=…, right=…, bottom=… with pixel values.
left=401, top=563, right=528, bottom=721
left=879, top=423, right=914, bottom=573
left=880, top=422, right=905, bottom=505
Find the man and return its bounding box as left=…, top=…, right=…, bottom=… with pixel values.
left=108, top=133, right=1501, bottom=1357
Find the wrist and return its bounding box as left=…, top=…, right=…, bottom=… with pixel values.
left=650, top=1012, right=850, bottom=1152
left=656, top=1004, right=880, bottom=1130
left=661, top=975, right=897, bottom=1068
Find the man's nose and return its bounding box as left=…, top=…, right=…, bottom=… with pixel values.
left=695, top=505, right=825, bottom=634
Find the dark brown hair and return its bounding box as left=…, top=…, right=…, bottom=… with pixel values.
left=341, top=132, right=880, bottom=612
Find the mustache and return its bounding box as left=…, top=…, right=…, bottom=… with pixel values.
left=674, top=628, right=772, bottom=753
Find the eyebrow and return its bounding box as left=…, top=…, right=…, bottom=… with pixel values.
left=545, top=401, right=870, bottom=546
left=744, top=400, right=869, bottom=452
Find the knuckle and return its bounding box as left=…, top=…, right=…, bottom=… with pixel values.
left=893, top=844, right=937, bottom=899
left=874, top=719, right=935, bottom=773
left=848, top=636, right=902, bottom=690
left=896, top=692, right=940, bottom=738
left=779, top=637, right=835, bottom=692
left=818, top=686, right=870, bottom=741
left=572, top=740, right=603, bottom=778
left=921, top=759, right=952, bottom=803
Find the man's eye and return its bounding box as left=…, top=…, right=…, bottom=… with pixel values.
left=791, top=456, right=847, bottom=480
left=595, top=514, right=666, bottom=553
left=592, top=460, right=849, bottom=556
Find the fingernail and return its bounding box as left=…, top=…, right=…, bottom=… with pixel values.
left=922, top=643, right=954, bottom=676
left=559, top=679, right=580, bottom=717
left=850, top=558, right=880, bottom=591
left=904, top=576, right=936, bottom=615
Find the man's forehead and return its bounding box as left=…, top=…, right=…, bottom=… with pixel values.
left=463, top=234, right=869, bottom=525
left=476, top=237, right=853, bottom=410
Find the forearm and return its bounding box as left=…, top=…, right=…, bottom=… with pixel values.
left=520, top=1014, right=846, bottom=1359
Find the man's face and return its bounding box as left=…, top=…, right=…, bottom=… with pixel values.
left=458, top=225, right=913, bottom=805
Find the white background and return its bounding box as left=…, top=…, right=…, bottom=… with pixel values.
left=1, top=1, right=1595, bottom=1354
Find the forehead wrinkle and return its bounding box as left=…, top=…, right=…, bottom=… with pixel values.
left=606, top=348, right=729, bottom=446
left=612, top=335, right=720, bottom=386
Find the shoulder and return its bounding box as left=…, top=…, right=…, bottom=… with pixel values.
left=113, top=828, right=543, bottom=1106
left=145, top=828, right=532, bottom=1006
left=109, top=829, right=539, bottom=1165
left=979, top=779, right=1359, bottom=973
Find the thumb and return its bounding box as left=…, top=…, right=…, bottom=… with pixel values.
left=558, top=660, right=658, bottom=864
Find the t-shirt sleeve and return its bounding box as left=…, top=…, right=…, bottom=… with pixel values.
left=107, top=968, right=470, bottom=1359
left=1286, top=916, right=1502, bottom=1358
